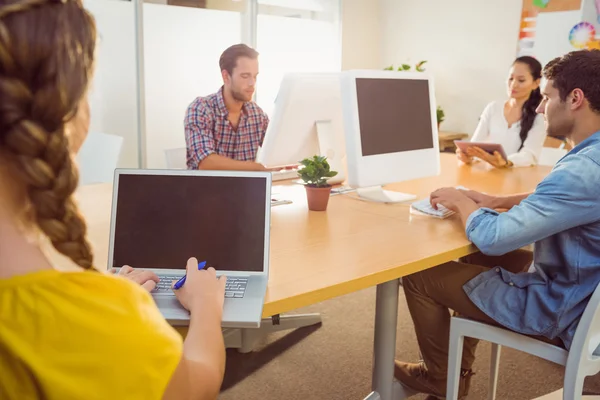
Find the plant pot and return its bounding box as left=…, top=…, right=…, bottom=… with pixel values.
left=305, top=185, right=332, bottom=211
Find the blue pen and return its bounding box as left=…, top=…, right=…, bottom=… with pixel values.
left=173, top=260, right=207, bottom=290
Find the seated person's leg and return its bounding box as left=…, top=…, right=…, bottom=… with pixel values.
left=461, top=249, right=533, bottom=273
left=395, top=260, right=490, bottom=398
left=396, top=252, right=560, bottom=399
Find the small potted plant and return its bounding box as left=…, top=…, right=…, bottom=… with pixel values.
left=437, top=105, right=445, bottom=130
left=383, top=60, right=427, bottom=72
left=297, top=155, right=338, bottom=211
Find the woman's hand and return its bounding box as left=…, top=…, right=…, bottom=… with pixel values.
left=173, top=257, right=226, bottom=315
left=466, top=146, right=511, bottom=168
left=112, top=265, right=160, bottom=292
left=456, top=148, right=473, bottom=164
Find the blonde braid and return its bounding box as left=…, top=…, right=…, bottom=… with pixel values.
left=0, top=0, right=96, bottom=269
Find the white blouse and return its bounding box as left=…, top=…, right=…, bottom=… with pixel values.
left=471, top=101, right=546, bottom=167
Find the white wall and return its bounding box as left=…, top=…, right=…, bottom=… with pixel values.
left=84, top=0, right=139, bottom=168
left=143, top=4, right=241, bottom=168
left=341, top=0, right=381, bottom=70
left=380, top=0, right=523, bottom=135
left=207, top=0, right=384, bottom=70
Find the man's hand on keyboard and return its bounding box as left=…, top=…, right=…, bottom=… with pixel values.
left=460, top=189, right=497, bottom=209
left=430, top=187, right=480, bottom=227
left=112, top=265, right=160, bottom=292
left=430, top=187, right=476, bottom=212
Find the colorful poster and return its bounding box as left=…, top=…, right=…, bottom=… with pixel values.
left=517, top=0, right=600, bottom=57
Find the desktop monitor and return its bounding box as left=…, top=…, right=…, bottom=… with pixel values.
left=256, top=72, right=346, bottom=185
left=340, top=70, right=440, bottom=202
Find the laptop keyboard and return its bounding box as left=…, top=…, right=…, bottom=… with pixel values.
left=153, top=275, right=181, bottom=293
left=152, top=275, right=248, bottom=298
left=225, top=277, right=248, bottom=298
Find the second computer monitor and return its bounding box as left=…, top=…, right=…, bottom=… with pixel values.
left=340, top=70, right=440, bottom=202
left=256, top=72, right=346, bottom=184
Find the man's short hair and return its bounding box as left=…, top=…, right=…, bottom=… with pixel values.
left=219, top=44, right=259, bottom=75
left=543, top=49, right=600, bottom=113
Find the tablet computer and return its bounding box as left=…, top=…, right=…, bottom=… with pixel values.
left=454, top=141, right=508, bottom=161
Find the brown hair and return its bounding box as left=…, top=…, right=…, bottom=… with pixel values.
left=543, top=49, right=600, bottom=114
left=219, top=43, right=259, bottom=75
left=0, top=0, right=97, bottom=269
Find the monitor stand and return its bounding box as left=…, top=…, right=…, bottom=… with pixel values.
left=315, top=120, right=345, bottom=185
left=356, top=186, right=416, bottom=203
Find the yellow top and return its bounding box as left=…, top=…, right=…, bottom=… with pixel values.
left=0, top=269, right=183, bottom=400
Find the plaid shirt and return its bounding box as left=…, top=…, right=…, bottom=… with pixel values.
left=184, top=87, right=269, bottom=169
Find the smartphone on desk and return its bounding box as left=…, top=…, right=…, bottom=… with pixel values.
left=454, top=141, right=508, bottom=161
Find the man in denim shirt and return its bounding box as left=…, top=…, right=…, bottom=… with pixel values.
left=395, top=49, right=600, bottom=399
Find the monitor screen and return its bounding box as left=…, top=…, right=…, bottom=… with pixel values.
left=355, top=78, right=434, bottom=157
left=111, top=174, right=267, bottom=272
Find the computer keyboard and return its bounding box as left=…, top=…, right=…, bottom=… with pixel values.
left=410, top=186, right=469, bottom=219
left=410, top=198, right=454, bottom=219
left=225, top=277, right=248, bottom=298
left=271, top=169, right=299, bottom=181
left=152, top=275, right=181, bottom=293
left=152, top=275, right=247, bottom=298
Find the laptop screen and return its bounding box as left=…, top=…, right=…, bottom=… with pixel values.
left=111, top=173, right=267, bottom=272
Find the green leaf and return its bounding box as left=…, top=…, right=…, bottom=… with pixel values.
left=297, top=155, right=338, bottom=186
left=436, top=105, right=445, bottom=123
left=383, top=65, right=394, bottom=71
left=415, top=60, right=427, bottom=72
left=401, top=64, right=411, bottom=71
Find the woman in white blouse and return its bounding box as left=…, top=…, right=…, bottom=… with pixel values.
left=457, top=56, right=546, bottom=168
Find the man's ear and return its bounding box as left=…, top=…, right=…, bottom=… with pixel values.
left=221, top=69, right=230, bottom=84
left=569, top=88, right=585, bottom=111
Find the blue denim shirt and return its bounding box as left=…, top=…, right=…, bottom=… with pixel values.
left=463, top=130, right=600, bottom=349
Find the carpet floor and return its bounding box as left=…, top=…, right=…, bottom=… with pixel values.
left=219, top=286, right=600, bottom=399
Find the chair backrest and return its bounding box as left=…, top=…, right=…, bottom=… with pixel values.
left=77, top=132, right=123, bottom=186
left=164, top=147, right=187, bottom=169
left=564, top=281, right=600, bottom=378
left=538, top=147, right=568, bottom=167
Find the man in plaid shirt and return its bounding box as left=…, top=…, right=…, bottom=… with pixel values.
left=184, top=44, right=269, bottom=171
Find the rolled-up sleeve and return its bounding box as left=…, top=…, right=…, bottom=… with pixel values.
left=465, top=154, right=600, bottom=256
left=184, top=100, right=215, bottom=169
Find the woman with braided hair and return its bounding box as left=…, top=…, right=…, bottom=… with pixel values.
left=0, top=1, right=226, bottom=399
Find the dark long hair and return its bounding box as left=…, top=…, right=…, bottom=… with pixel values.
left=514, top=56, right=542, bottom=150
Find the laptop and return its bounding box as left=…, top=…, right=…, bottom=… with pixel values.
left=107, top=168, right=272, bottom=328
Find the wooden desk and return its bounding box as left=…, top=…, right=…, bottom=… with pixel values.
left=60, top=154, right=549, bottom=316
left=52, top=153, right=552, bottom=400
